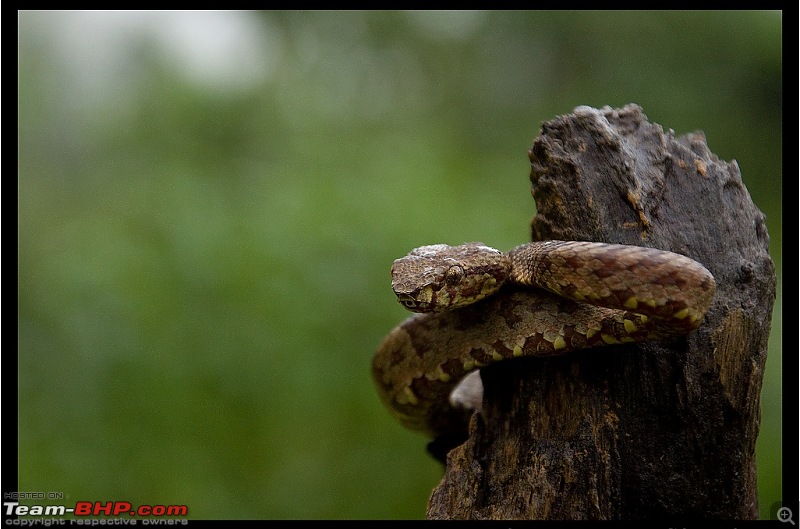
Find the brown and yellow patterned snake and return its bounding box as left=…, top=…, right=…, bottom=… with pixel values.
left=372, top=241, right=715, bottom=438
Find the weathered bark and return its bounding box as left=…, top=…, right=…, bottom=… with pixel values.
left=426, top=104, right=775, bottom=520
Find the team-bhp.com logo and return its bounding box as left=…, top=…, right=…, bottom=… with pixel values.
left=4, top=501, right=187, bottom=517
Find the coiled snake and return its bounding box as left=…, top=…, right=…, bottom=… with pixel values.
left=372, top=240, right=715, bottom=438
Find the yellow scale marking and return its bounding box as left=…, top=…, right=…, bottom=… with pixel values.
left=673, top=308, right=690, bottom=320
left=624, top=296, right=638, bottom=309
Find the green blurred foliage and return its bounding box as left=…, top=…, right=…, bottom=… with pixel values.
left=17, top=10, right=781, bottom=519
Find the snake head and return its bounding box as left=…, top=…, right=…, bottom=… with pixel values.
left=390, top=243, right=511, bottom=313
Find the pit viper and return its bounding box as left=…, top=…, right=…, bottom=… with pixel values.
left=372, top=240, right=715, bottom=438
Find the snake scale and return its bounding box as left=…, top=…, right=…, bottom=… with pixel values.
left=372, top=240, right=715, bottom=438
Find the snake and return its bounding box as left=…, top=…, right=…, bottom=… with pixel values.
left=372, top=240, right=716, bottom=439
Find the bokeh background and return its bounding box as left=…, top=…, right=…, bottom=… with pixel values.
left=17, top=11, right=782, bottom=519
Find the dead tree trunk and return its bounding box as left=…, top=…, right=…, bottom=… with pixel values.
left=426, top=104, right=776, bottom=520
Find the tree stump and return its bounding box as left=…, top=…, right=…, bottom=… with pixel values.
left=426, top=104, right=776, bottom=520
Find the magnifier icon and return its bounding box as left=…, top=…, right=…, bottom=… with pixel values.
left=778, top=507, right=795, bottom=525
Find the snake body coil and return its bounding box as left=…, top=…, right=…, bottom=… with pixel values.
left=372, top=241, right=715, bottom=437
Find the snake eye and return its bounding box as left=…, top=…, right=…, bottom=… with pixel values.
left=445, top=265, right=465, bottom=286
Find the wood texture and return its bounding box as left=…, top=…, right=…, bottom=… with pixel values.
left=426, top=104, right=776, bottom=520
